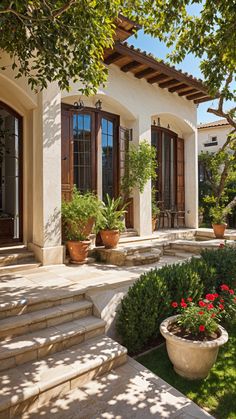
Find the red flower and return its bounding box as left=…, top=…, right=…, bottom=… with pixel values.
left=229, top=289, right=234, bottom=295
left=181, top=302, right=187, bottom=308
left=211, top=313, right=216, bottom=318
left=207, top=303, right=214, bottom=310
left=206, top=294, right=215, bottom=301
left=199, top=325, right=205, bottom=332
left=213, top=293, right=219, bottom=298
left=171, top=302, right=178, bottom=308
left=187, top=297, right=192, bottom=302
left=219, top=304, right=224, bottom=310
left=198, top=311, right=204, bottom=315
left=234, top=297, right=236, bottom=302
left=181, top=298, right=185, bottom=303
left=221, top=284, right=229, bottom=291
left=219, top=243, right=224, bottom=248
left=220, top=299, right=224, bottom=303
left=199, top=301, right=206, bottom=307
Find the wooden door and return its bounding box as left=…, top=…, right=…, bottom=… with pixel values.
left=61, top=108, right=73, bottom=201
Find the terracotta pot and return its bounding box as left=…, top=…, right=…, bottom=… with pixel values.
left=100, top=230, right=120, bottom=249
left=152, top=217, right=157, bottom=232
left=212, top=223, right=227, bottom=239
left=160, top=315, right=228, bottom=380
left=67, top=240, right=91, bottom=263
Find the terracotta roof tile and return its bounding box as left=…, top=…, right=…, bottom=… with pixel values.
left=198, top=119, right=229, bottom=129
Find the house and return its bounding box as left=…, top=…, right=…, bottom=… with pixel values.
left=0, top=16, right=214, bottom=265
left=198, top=119, right=231, bottom=154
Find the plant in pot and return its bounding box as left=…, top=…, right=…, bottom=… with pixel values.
left=160, top=286, right=235, bottom=380
left=209, top=204, right=232, bottom=239
left=61, top=188, right=102, bottom=263
left=97, top=194, right=127, bottom=249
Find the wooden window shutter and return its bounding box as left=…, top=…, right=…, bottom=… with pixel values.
left=61, top=109, right=73, bottom=201
left=119, top=126, right=133, bottom=228
left=176, top=137, right=185, bottom=212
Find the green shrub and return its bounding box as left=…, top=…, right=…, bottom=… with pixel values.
left=116, top=272, right=169, bottom=354
left=201, top=245, right=236, bottom=289
left=116, top=261, right=204, bottom=353
left=186, top=257, right=217, bottom=294
left=156, top=261, right=204, bottom=303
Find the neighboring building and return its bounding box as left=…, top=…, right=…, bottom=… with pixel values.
left=0, top=17, right=214, bottom=265
left=198, top=119, right=231, bottom=154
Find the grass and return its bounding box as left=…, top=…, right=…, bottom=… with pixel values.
left=137, top=323, right=236, bottom=419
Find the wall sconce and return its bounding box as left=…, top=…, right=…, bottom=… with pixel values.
left=95, top=99, right=102, bottom=110
left=157, top=117, right=161, bottom=126
left=74, top=99, right=84, bottom=110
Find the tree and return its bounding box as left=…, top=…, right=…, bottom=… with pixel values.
left=0, top=2, right=235, bottom=206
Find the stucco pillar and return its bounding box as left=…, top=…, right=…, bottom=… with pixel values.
left=132, top=115, right=152, bottom=236
left=184, top=130, right=198, bottom=228
left=29, top=83, right=64, bottom=265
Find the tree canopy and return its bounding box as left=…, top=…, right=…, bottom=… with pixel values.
left=0, top=1, right=235, bottom=105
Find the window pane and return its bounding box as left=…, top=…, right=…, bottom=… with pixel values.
left=73, top=114, right=92, bottom=192
left=102, top=118, right=113, bottom=200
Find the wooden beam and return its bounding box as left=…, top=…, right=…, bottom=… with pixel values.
left=159, top=79, right=181, bottom=88
left=104, top=52, right=123, bottom=65
left=121, top=60, right=142, bottom=72
left=178, top=88, right=197, bottom=96
left=114, top=43, right=209, bottom=95
left=148, top=74, right=169, bottom=84
left=168, top=83, right=188, bottom=93
left=135, top=68, right=157, bottom=79
left=186, top=92, right=207, bottom=100
left=194, top=96, right=213, bottom=104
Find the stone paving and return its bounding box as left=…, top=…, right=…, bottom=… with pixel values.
left=22, top=358, right=213, bottom=419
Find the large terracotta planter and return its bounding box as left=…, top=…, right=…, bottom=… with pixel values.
left=100, top=230, right=120, bottom=249
left=67, top=240, right=91, bottom=263
left=160, top=315, right=228, bottom=380
left=212, top=223, right=227, bottom=239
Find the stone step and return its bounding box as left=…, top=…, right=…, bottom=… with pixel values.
left=0, top=262, right=40, bottom=275
left=0, top=300, right=93, bottom=340
left=125, top=249, right=161, bottom=266
left=0, top=291, right=85, bottom=320
left=0, top=335, right=127, bottom=418
left=94, top=244, right=163, bottom=266
left=164, top=249, right=197, bottom=260
left=0, top=248, right=36, bottom=267
left=0, top=316, right=106, bottom=371
left=170, top=240, right=218, bottom=254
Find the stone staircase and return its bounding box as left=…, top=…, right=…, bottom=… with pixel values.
left=93, top=243, right=163, bottom=266
left=0, top=293, right=127, bottom=418
left=0, top=245, right=40, bottom=274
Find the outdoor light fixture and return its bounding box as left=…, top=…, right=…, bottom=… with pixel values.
left=153, top=120, right=156, bottom=126
left=157, top=117, right=161, bottom=126
left=74, top=99, right=84, bottom=110
left=95, top=99, right=102, bottom=110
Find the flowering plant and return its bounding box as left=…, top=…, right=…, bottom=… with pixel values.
left=171, top=285, right=235, bottom=338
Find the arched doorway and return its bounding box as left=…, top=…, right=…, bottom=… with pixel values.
left=0, top=101, right=23, bottom=243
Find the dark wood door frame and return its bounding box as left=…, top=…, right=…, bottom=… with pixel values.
left=61, top=103, right=120, bottom=199
left=0, top=101, right=23, bottom=243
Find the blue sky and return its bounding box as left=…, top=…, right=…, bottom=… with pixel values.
left=129, top=21, right=233, bottom=124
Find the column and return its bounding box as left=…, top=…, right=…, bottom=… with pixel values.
left=184, top=130, right=198, bottom=228
left=29, top=83, right=64, bottom=265
left=132, top=115, right=152, bottom=236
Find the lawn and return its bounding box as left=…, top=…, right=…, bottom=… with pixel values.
left=137, top=323, right=236, bottom=419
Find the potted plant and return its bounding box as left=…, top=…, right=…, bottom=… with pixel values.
left=62, top=188, right=102, bottom=263
left=209, top=204, right=231, bottom=238
left=160, top=286, right=235, bottom=379
left=98, top=194, right=127, bottom=249
left=152, top=187, right=160, bottom=231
